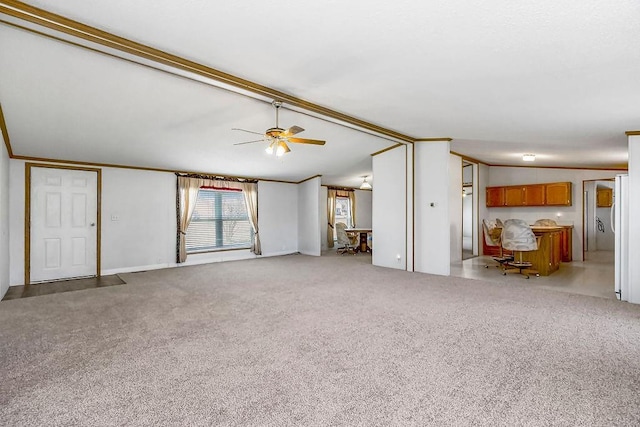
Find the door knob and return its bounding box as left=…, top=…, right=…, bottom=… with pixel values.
left=90, top=223, right=95, bottom=226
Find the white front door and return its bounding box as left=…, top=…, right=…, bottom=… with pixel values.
left=29, top=166, right=99, bottom=283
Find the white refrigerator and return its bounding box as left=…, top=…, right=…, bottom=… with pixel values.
left=613, top=174, right=629, bottom=301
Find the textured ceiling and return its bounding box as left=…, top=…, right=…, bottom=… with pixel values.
left=1, top=0, right=638, bottom=186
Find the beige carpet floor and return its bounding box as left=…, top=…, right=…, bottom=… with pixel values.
left=1, top=253, right=639, bottom=426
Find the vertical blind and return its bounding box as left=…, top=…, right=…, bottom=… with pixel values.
left=185, top=188, right=252, bottom=253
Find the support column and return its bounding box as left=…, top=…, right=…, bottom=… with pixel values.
left=414, top=140, right=452, bottom=276
left=627, top=132, right=640, bottom=304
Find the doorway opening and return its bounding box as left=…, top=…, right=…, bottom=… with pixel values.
left=581, top=178, right=615, bottom=295
left=462, top=161, right=478, bottom=260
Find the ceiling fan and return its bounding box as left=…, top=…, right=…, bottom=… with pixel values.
left=233, top=101, right=326, bottom=156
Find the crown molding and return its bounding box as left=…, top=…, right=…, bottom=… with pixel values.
left=10, top=155, right=306, bottom=184
left=414, top=137, right=453, bottom=142
left=0, top=103, right=13, bottom=157
left=450, top=151, right=487, bottom=166
left=371, top=143, right=404, bottom=157
left=488, top=163, right=628, bottom=171
left=297, top=174, right=322, bottom=184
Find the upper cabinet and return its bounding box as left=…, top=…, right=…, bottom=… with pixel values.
left=524, top=184, right=546, bottom=205
left=596, top=187, right=613, bottom=207
left=486, top=182, right=572, bottom=207
left=486, top=187, right=505, bottom=207
left=504, top=187, right=523, bottom=206
left=545, top=182, right=572, bottom=206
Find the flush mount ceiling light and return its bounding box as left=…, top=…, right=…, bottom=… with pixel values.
left=360, top=176, right=372, bottom=190
left=522, top=154, right=536, bottom=162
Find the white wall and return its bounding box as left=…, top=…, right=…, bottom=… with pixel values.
left=9, top=160, right=27, bottom=285
left=258, top=181, right=298, bottom=256
left=628, top=135, right=640, bottom=304
left=478, top=164, right=490, bottom=254
left=355, top=190, right=372, bottom=228
left=0, top=142, right=9, bottom=298
left=372, top=145, right=406, bottom=270
left=462, top=194, right=473, bottom=246
left=414, top=142, right=451, bottom=275
left=100, top=167, right=176, bottom=273
left=487, top=167, right=622, bottom=260
left=8, top=160, right=303, bottom=285
left=449, top=154, right=463, bottom=263
left=297, top=177, right=321, bottom=256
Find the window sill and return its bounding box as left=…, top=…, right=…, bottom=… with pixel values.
left=187, top=246, right=252, bottom=255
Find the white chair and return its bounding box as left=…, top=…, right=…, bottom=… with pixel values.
left=533, top=218, right=557, bottom=227
left=501, top=219, right=540, bottom=279
left=482, top=218, right=512, bottom=269
left=336, top=222, right=357, bottom=255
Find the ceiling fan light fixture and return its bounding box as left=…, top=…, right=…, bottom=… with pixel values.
left=360, top=176, right=372, bottom=190
left=265, top=141, right=275, bottom=155
left=522, top=153, right=536, bottom=162
left=275, top=141, right=290, bottom=157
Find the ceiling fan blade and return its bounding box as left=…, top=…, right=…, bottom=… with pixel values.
left=284, top=125, right=305, bottom=136
left=233, top=139, right=265, bottom=146
left=232, top=128, right=265, bottom=136
left=287, top=137, right=326, bottom=145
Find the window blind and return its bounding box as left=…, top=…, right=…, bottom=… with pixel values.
left=185, top=189, right=252, bottom=253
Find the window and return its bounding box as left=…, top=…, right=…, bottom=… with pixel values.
left=186, top=188, right=252, bottom=253
left=334, top=196, right=352, bottom=240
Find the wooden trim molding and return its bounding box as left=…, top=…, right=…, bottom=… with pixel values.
left=297, top=174, right=322, bottom=184
left=450, top=151, right=487, bottom=166
left=489, top=164, right=628, bottom=171
left=625, top=131, right=640, bottom=136
left=0, top=103, right=13, bottom=156
left=371, top=143, right=404, bottom=157
left=24, top=162, right=102, bottom=285
left=12, top=154, right=300, bottom=184
left=414, top=137, right=453, bottom=142
left=0, top=0, right=413, bottom=143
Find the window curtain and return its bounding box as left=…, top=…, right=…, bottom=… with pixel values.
left=240, top=182, right=261, bottom=255
left=177, top=176, right=203, bottom=263
left=177, top=176, right=260, bottom=261
left=348, top=191, right=356, bottom=228
left=327, top=189, right=337, bottom=248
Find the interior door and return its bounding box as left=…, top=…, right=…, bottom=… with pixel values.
left=29, top=166, right=99, bottom=283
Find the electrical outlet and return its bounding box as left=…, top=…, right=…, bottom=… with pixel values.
left=111, top=214, right=120, bottom=221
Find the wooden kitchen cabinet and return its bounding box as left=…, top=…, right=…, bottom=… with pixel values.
left=560, top=226, right=572, bottom=262
left=521, top=228, right=562, bottom=275
left=486, top=187, right=505, bottom=207
left=486, top=182, right=572, bottom=207
left=503, top=185, right=544, bottom=206
left=524, top=184, right=545, bottom=206
left=596, top=188, right=613, bottom=207
left=504, top=186, right=524, bottom=206
left=545, top=182, right=572, bottom=206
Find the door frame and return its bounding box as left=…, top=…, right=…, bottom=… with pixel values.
left=581, top=178, right=614, bottom=262
left=25, top=163, right=102, bottom=285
